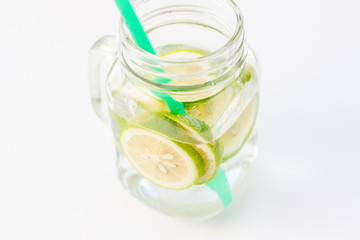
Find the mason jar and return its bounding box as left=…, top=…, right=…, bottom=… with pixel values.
left=89, top=0, right=260, bottom=220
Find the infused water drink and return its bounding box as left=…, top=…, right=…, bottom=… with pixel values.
left=89, top=0, right=260, bottom=220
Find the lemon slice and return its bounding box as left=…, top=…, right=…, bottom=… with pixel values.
left=127, top=112, right=223, bottom=184
left=120, top=126, right=204, bottom=189
left=220, top=94, right=259, bottom=161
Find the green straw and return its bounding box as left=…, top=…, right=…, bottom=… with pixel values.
left=113, top=0, right=232, bottom=207
left=114, top=0, right=155, bottom=54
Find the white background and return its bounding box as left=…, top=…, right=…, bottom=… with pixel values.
left=1, top=0, right=359, bottom=239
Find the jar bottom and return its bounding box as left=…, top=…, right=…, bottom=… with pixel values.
left=115, top=130, right=257, bottom=221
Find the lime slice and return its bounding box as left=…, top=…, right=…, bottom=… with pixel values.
left=184, top=83, right=236, bottom=126
left=128, top=87, right=166, bottom=113
left=132, top=112, right=207, bottom=145
left=161, top=49, right=209, bottom=82
left=133, top=88, right=165, bottom=112
left=109, top=108, right=127, bottom=131
left=194, top=140, right=223, bottom=184
left=183, top=64, right=255, bottom=126
left=236, top=64, right=256, bottom=87
left=161, top=49, right=216, bottom=102
left=166, top=113, right=212, bottom=144
left=161, top=49, right=206, bottom=59
left=220, top=94, right=259, bottom=161
left=112, top=87, right=166, bottom=113
left=120, top=126, right=204, bottom=189
left=164, top=113, right=223, bottom=183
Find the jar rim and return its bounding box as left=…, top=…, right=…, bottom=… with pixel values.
left=118, top=0, right=244, bottom=64
left=117, top=0, right=246, bottom=92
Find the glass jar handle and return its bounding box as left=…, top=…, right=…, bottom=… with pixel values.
left=88, top=35, right=118, bottom=123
